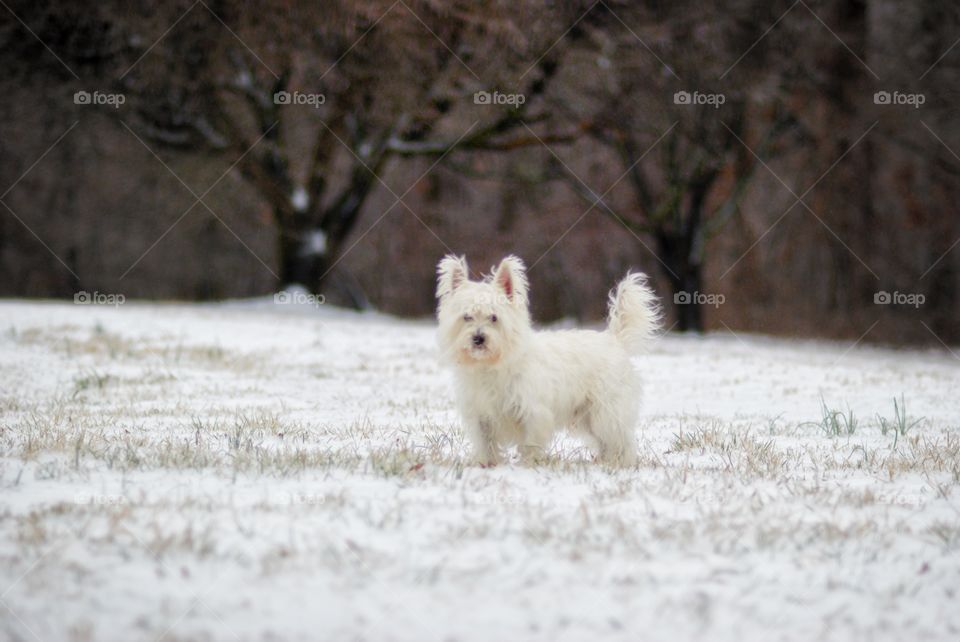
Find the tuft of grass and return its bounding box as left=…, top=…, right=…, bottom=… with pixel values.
left=805, top=397, right=859, bottom=437
left=668, top=423, right=788, bottom=478
left=73, top=369, right=112, bottom=395
left=878, top=395, right=923, bottom=446
left=669, top=422, right=726, bottom=452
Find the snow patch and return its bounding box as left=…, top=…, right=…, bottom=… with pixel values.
left=299, top=229, right=327, bottom=257
left=291, top=185, right=309, bottom=212
left=0, top=300, right=958, bottom=642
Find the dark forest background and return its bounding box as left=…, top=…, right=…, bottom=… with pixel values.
left=1, top=0, right=958, bottom=345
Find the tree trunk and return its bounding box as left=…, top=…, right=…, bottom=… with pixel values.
left=656, top=231, right=704, bottom=333
left=276, top=216, right=330, bottom=293
left=275, top=208, right=371, bottom=310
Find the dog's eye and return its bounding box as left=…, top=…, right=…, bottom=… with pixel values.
left=490, top=314, right=497, bottom=323
left=463, top=314, right=473, bottom=322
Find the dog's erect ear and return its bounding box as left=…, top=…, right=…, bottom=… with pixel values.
left=436, top=255, right=469, bottom=300
left=492, top=255, right=529, bottom=306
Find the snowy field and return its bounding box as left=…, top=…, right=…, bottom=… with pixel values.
left=1, top=297, right=958, bottom=642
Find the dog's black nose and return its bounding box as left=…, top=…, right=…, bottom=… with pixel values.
left=472, top=334, right=486, bottom=347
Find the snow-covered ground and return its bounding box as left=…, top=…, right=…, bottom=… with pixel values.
left=1, top=297, right=958, bottom=642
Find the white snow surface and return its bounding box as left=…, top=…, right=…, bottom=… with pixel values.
left=0, top=299, right=958, bottom=642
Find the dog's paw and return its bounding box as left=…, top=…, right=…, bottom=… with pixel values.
left=468, top=452, right=501, bottom=468
left=519, top=445, right=551, bottom=466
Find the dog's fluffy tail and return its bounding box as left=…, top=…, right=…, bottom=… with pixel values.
left=607, top=272, right=662, bottom=354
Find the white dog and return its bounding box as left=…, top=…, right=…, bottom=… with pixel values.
left=436, top=255, right=661, bottom=466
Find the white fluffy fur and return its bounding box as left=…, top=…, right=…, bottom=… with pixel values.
left=436, top=255, right=662, bottom=466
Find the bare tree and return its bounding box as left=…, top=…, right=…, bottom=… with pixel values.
left=533, top=1, right=802, bottom=331
left=112, top=0, right=580, bottom=304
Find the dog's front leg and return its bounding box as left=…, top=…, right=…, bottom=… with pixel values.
left=519, top=408, right=553, bottom=464
left=466, top=416, right=502, bottom=466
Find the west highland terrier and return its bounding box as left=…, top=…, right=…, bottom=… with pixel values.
left=436, top=255, right=661, bottom=466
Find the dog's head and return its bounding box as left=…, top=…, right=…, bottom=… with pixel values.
left=435, top=255, right=530, bottom=366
